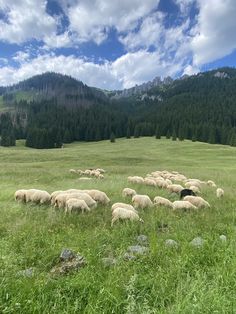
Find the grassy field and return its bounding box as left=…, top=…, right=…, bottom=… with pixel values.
left=0, top=137, right=236, bottom=313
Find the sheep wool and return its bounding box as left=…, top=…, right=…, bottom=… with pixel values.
left=111, top=207, right=143, bottom=226
left=132, top=194, right=153, bottom=209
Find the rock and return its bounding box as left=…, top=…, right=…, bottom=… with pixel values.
left=165, top=239, right=178, bottom=248
left=127, top=245, right=148, bottom=255
left=190, top=237, right=204, bottom=247
left=123, top=253, right=136, bottom=261
left=102, top=257, right=117, bottom=267
left=60, top=248, right=76, bottom=261
left=219, top=234, right=227, bottom=242
left=136, top=235, right=148, bottom=244
left=51, top=251, right=86, bottom=275
left=17, top=267, right=34, bottom=278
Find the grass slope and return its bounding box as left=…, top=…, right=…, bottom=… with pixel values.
left=0, top=138, right=236, bottom=313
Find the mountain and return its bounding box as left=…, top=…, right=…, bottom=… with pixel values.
left=0, top=67, right=236, bottom=148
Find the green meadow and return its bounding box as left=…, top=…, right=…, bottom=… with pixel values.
left=0, top=137, right=236, bottom=313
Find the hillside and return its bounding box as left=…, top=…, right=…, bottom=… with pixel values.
left=0, top=67, right=236, bottom=148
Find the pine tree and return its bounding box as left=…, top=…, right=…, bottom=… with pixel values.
left=110, top=132, right=116, bottom=143
left=126, top=126, right=131, bottom=139
left=155, top=125, right=161, bottom=139
left=134, top=125, right=140, bottom=138
left=172, top=130, right=177, bottom=141
left=166, top=130, right=171, bottom=139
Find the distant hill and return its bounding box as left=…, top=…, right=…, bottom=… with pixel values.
left=0, top=67, right=236, bottom=148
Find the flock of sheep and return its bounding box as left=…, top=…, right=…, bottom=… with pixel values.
left=69, top=168, right=105, bottom=180
left=14, top=169, right=224, bottom=226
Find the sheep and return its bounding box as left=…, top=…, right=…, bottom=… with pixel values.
left=111, top=202, right=137, bottom=213
left=122, top=188, right=137, bottom=198
left=25, top=189, right=40, bottom=203
left=216, top=188, right=224, bottom=198
left=172, top=200, right=197, bottom=210
left=153, top=196, right=173, bottom=208
left=51, top=191, right=65, bottom=205
left=66, top=192, right=97, bottom=209
left=127, top=176, right=144, bottom=184
left=207, top=180, right=217, bottom=188
left=84, top=190, right=110, bottom=205
left=69, top=169, right=77, bottom=174
left=96, top=168, right=106, bottom=173
left=111, top=207, right=144, bottom=226
left=54, top=193, right=70, bottom=209
left=144, top=178, right=156, bottom=187
left=180, top=189, right=196, bottom=199
left=189, top=186, right=201, bottom=194
left=98, top=174, right=104, bottom=179
left=65, top=198, right=91, bottom=214
left=31, top=190, right=51, bottom=204
left=14, top=189, right=28, bottom=202
left=132, top=194, right=153, bottom=209
left=167, top=184, right=184, bottom=193
left=183, top=196, right=210, bottom=208
left=185, top=180, right=201, bottom=189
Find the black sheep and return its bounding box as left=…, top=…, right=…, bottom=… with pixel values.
left=180, top=189, right=196, bottom=199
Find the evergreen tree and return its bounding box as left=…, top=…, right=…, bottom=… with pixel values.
left=155, top=125, right=161, bottom=139
left=166, top=130, right=171, bottom=139
left=126, top=126, right=131, bottom=139
left=110, top=132, right=116, bottom=143
left=134, top=125, right=140, bottom=138
left=172, top=130, right=177, bottom=141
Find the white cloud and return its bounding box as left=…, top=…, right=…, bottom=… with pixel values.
left=60, top=0, right=159, bottom=44
left=192, top=0, right=236, bottom=65
left=0, top=0, right=58, bottom=44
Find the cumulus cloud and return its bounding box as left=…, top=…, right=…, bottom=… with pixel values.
left=0, top=0, right=57, bottom=44
left=60, top=0, right=159, bottom=44
left=192, top=0, right=236, bottom=65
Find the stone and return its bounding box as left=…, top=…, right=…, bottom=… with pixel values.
left=17, top=267, right=34, bottom=278
left=136, top=235, right=148, bottom=244
left=127, top=245, right=148, bottom=255
left=165, top=239, right=178, bottom=248
left=190, top=237, right=204, bottom=247
left=60, top=248, right=76, bottom=261
left=219, top=234, right=227, bottom=242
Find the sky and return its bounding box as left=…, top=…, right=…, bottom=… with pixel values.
left=0, top=0, right=236, bottom=90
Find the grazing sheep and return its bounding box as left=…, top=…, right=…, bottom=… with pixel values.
left=132, top=194, right=153, bottom=209
left=167, top=184, right=184, bottom=193
left=180, top=189, right=196, bottom=199
left=207, top=180, right=217, bottom=188
left=216, top=188, right=224, bottom=198
left=127, top=176, right=144, bottom=184
left=84, top=190, right=110, bottom=205
left=25, top=189, right=40, bottom=203
left=189, top=186, right=201, bottom=194
left=111, top=207, right=144, bottom=226
left=122, top=188, right=137, bottom=198
left=172, top=200, right=197, bottom=210
left=54, top=193, right=70, bottom=209
left=98, top=174, right=104, bottom=179
left=96, top=168, right=105, bottom=173
left=69, top=169, right=77, bottom=174
left=183, top=196, right=210, bottom=208
left=66, top=193, right=97, bottom=209
left=185, top=181, right=201, bottom=189
left=14, top=189, right=27, bottom=202
left=153, top=196, right=173, bottom=208
left=31, top=190, right=51, bottom=204
left=144, top=178, right=157, bottom=186
left=65, top=198, right=90, bottom=214
left=51, top=191, right=64, bottom=205
left=111, top=202, right=137, bottom=213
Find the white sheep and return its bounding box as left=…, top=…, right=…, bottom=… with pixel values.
left=172, top=200, right=197, bottom=210
left=189, top=185, right=201, bottom=194
left=167, top=184, right=184, bottom=193
left=25, top=189, right=40, bottom=203
left=122, top=188, right=137, bottom=198
left=65, top=198, right=91, bottom=214
left=216, top=188, right=224, bottom=198
left=54, top=193, right=71, bottom=209
left=207, top=180, right=217, bottom=188
left=14, top=189, right=27, bottom=202
left=185, top=180, right=201, bottom=189
left=132, top=194, right=153, bottom=209
left=69, top=169, right=77, bottom=174
left=111, top=202, right=137, bottom=213
left=183, top=196, right=210, bottom=208
left=51, top=191, right=65, bottom=205
left=127, top=176, right=144, bottom=184
left=111, top=207, right=144, bottom=226
left=153, top=196, right=173, bottom=208
left=84, top=190, right=110, bottom=205
left=66, top=192, right=97, bottom=209
left=31, top=190, right=51, bottom=204
left=144, top=178, right=157, bottom=186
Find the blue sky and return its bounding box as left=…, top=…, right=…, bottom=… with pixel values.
left=0, top=0, right=236, bottom=89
